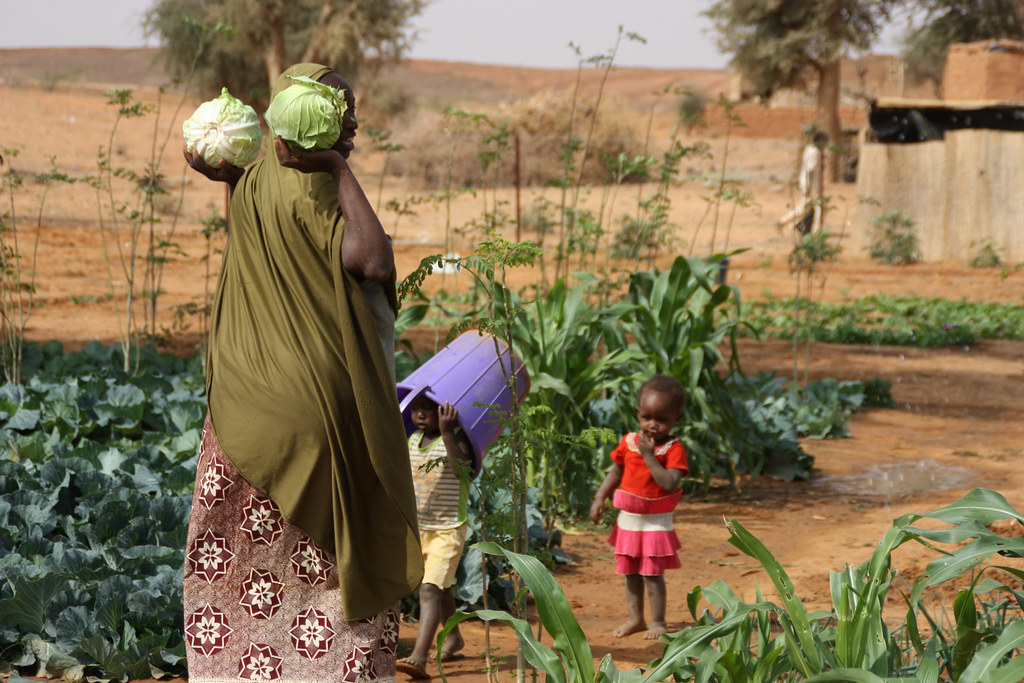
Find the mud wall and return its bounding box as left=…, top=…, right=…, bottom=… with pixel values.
left=943, top=41, right=1024, bottom=101
left=851, top=129, right=1024, bottom=262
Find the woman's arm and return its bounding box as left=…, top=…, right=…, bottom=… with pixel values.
left=274, top=139, right=393, bottom=282
left=590, top=463, right=624, bottom=523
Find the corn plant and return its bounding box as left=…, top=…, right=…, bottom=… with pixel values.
left=439, top=490, right=1024, bottom=682
left=504, top=273, right=643, bottom=520
left=619, top=253, right=798, bottom=488
left=649, top=488, right=1024, bottom=681
left=438, top=542, right=648, bottom=683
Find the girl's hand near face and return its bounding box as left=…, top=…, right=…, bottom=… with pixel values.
left=637, top=432, right=656, bottom=459
left=637, top=433, right=683, bottom=492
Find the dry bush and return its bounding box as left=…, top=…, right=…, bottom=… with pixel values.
left=388, top=88, right=642, bottom=188
left=359, top=77, right=417, bottom=123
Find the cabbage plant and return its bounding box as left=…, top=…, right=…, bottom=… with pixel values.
left=264, top=76, right=348, bottom=151
left=182, top=87, right=262, bottom=167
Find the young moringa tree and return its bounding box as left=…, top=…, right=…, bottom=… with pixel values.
left=145, top=0, right=425, bottom=103
left=703, top=0, right=897, bottom=181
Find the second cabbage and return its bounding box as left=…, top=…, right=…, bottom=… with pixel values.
left=182, top=88, right=262, bottom=168
left=264, top=76, right=349, bottom=151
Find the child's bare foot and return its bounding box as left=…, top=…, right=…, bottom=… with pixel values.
left=613, top=619, right=646, bottom=637
left=439, top=631, right=465, bottom=661
left=644, top=622, right=669, bottom=639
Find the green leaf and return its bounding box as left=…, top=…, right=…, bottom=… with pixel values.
left=958, top=620, right=1024, bottom=682
left=725, top=518, right=822, bottom=676
left=94, top=575, right=134, bottom=640
left=97, top=448, right=128, bottom=475
left=596, top=653, right=643, bottom=682
left=922, top=537, right=1024, bottom=594
left=23, top=635, right=81, bottom=677
left=94, top=383, right=146, bottom=431
left=438, top=609, right=565, bottom=683
left=644, top=611, right=758, bottom=681
left=475, top=542, right=593, bottom=683
left=801, top=670, right=887, bottom=682
left=899, top=488, right=1024, bottom=527
left=6, top=407, right=40, bottom=431
left=0, top=573, right=66, bottom=632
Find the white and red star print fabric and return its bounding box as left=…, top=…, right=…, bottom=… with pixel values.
left=183, top=416, right=399, bottom=682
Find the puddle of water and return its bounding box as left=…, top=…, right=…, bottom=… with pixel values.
left=825, top=460, right=972, bottom=497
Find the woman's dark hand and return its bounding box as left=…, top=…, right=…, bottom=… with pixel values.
left=274, top=138, right=343, bottom=175
left=183, top=146, right=245, bottom=185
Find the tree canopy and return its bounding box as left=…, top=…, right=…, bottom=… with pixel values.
left=901, top=0, right=1024, bottom=93
left=145, top=0, right=425, bottom=103
left=703, top=0, right=896, bottom=179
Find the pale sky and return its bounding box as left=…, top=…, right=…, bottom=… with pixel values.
left=0, top=0, right=905, bottom=70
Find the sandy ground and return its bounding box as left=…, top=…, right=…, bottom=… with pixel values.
left=1, top=66, right=1022, bottom=680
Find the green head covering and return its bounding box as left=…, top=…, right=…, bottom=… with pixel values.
left=273, top=63, right=333, bottom=98
left=206, top=63, right=421, bottom=621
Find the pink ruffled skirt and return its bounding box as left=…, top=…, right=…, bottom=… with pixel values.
left=607, top=489, right=681, bottom=576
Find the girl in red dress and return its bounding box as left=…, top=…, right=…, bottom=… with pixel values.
left=589, top=375, right=688, bottom=639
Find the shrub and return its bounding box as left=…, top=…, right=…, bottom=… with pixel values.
left=868, top=210, right=920, bottom=264
left=677, top=85, right=708, bottom=130
left=388, top=89, right=642, bottom=188
left=361, top=77, right=416, bottom=122
left=969, top=237, right=1003, bottom=268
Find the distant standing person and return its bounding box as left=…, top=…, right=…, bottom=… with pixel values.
left=589, top=375, right=688, bottom=639
left=780, top=131, right=828, bottom=234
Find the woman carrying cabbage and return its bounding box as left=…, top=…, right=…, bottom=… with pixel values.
left=181, top=63, right=421, bottom=683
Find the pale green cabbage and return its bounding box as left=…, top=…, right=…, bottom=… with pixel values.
left=264, top=76, right=349, bottom=151
left=182, top=88, right=262, bottom=167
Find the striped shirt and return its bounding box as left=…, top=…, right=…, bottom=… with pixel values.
left=409, top=431, right=469, bottom=530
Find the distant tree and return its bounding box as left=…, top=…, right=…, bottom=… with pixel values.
left=144, top=0, right=425, bottom=103
left=901, top=0, right=1024, bottom=96
left=703, top=0, right=896, bottom=181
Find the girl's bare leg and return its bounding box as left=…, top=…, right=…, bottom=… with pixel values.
left=614, top=574, right=647, bottom=637
left=643, top=575, right=668, bottom=639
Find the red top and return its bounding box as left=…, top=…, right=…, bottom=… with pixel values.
left=610, top=433, right=688, bottom=499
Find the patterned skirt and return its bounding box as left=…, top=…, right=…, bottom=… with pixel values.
left=183, top=415, right=399, bottom=682
left=606, top=489, right=682, bottom=576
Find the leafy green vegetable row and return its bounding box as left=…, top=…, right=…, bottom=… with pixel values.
left=0, top=342, right=205, bottom=680
left=743, top=295, right=1024, bottom=347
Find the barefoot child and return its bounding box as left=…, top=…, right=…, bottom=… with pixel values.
left=397, top=395, right=473, bottom=680
left=589, top=375, right=688, bottom=639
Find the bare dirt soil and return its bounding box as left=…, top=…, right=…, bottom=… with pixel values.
left=1, top=50, right=1022, bottom=679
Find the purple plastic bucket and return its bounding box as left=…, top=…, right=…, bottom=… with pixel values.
left=397, top=331, right=530, bottom=476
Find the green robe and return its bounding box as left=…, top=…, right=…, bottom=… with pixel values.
left=205, top=63, right=421, bottom=621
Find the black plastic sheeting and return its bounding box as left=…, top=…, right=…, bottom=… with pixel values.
left=869, top=103, right=1024, bottom=142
